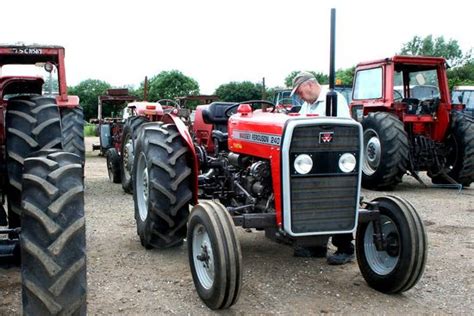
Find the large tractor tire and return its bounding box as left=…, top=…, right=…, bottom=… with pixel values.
left=5, top=96, right=62, bottom=229
left=187, top=201, right=242, bottom=310
left=61, top=106, right=85, bottom=164
left=361, top=112, right=409, bottom=190
left=21, top=150, right=86, bottom=315
left=356, top=196, right=427, bottom=293
left=430, top=111, right=474, bottom=187
left=121, top=116, right=149, bottom=193
left=133, top=123, right=192, bottom=249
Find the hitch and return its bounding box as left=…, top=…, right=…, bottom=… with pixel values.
left=358, top=201, right=385, bottom=251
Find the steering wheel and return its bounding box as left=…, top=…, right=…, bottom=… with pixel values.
left=393, top=90, right=403, bottom=102
left=157, top=99, right=181, bottom=109
left=224, top=100, right=276, bottom=117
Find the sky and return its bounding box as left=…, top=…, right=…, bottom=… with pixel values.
left=1, top=0, right=472, bottom=94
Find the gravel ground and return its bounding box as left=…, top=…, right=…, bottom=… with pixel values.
left=1, top=136, right=473, bottom=314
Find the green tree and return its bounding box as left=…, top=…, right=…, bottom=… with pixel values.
left=68, top=79, right=111, bottom=121
left=215, top=81, right=263, bottom=102
left=137, top=70, right=199, bottom=101
left=447, top=61, right=474, bottom=89
left=400, top=35, right=472, bottom=67
left=335, top=67, right=355, bottom=85
left=284, top=71, right=329, bottom=87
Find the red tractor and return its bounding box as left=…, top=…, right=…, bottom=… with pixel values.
left=132, top=97, right=427, bottom=309
left=350, top=56, right=474, bottom=189
left=0, top=45, right=86, bottom=314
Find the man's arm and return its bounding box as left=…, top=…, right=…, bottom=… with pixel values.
left=336, top=91, right=351, bottom=118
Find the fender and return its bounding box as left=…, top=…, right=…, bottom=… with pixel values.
left=162, top=113, right=199, bottom=205
left=56, top=95, right=80, bottom=109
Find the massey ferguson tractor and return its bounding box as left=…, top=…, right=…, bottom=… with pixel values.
left=0, top=45, right=86, bottom=314
left=350, top=56, right=474, bottom=190
left=131, top=10, right=427, bottom=310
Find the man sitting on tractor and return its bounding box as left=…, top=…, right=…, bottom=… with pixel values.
left=290, top=71, right=354, bottom=265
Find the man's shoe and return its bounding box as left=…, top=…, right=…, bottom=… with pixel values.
left=327, top=251, right=355, bottom=265
left=294, top=246, right=327, bottom=258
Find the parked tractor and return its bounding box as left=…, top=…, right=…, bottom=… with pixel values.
left=0, top=45, right=86, bottom=314
left=133, top=97, right=427, bottom=309
left=131, top=10, right=427, bottom=309
left=350, top=56, right=474, bottom=189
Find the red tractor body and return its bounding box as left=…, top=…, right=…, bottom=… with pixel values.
left=350, top=55, right=474, bottom=189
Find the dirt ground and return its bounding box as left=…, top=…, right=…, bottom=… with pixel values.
left=1, top=136, right=473, bottom=314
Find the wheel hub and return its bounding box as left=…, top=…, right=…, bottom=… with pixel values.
left=385, top=232, right=400, bottom=257
left=363, top=130, right=381, bottom=176
left=363, top=215, right=400, bottom=275
left=192, top=224, right=214, bottom=290
left=137, top=153, right=149, bottom=222
left=123, top=140, right=133, bottom=179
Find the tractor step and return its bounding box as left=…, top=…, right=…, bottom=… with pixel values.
left=0, top=239, right=21, bottom=267
left=92, top=143, right=101, bottom=151
left=0, top=227, right=21, bottom=235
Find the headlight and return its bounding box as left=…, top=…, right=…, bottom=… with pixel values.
left=339, top=153, right=356, bottom=173
left=294, top=154, right=313, bottom=174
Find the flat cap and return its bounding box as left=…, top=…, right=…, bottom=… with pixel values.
left=290, top=71, right=315, bottom=96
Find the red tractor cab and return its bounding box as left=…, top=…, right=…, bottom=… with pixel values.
left=0, top=45, right=86, bottom=314
left=350, top=56, right=474, bottom=189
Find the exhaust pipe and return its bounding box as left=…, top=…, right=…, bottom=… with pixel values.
left=325, top=8, right=338, bottom=117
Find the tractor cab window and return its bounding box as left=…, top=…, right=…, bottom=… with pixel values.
left=394, top=68, right=440, bottom=102
left=0, top=63, right=59, bottom=96
left=353, top=67, right=382, bottom=100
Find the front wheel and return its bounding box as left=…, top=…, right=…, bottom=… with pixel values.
left=187, top=201, right=242, bottom=310
left=356, top=196, right=427, bottom=293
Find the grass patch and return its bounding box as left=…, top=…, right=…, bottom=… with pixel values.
left=84, top=124, right=97, bottom=137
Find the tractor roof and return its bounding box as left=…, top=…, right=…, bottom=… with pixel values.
left=0, top=44, right=65, bottom=66
left=356, top=55, right=447, bottom=68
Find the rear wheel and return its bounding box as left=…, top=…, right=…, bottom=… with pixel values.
left=429, top=111, right=474, bottom=187
left=187, top=201, right=242, bottom=310
left=121, top=116, right=149, bottom=193
left=106, top=148, right=121, bottom=183
left=356, top=196, right=427, bottom=293
left=5, top=96, right=62, bottom=229
left=21, top=150, right=86, bottom=315
left=133, top=123, right=192, bottom=249
left=61, top=106, right=85, bottom=164
left=361, top=112, right=409, bottom=190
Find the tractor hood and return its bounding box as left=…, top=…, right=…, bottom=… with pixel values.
left=228, top=110, right=329, bottom=159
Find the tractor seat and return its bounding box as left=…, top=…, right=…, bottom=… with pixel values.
left=202, top=102, right=236, bottom=133
left=202, top=102, right=236, bottom=152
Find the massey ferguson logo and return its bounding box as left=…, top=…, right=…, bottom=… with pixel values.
left=319, top=131, right=334, bottom=143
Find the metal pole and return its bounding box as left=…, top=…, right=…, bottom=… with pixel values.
left=326, top=8, right=338, bottom=117
left=262, top=77, right=266, bottom=100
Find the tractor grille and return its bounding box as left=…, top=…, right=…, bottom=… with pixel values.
left=285, top=123, right=361, bottom=235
